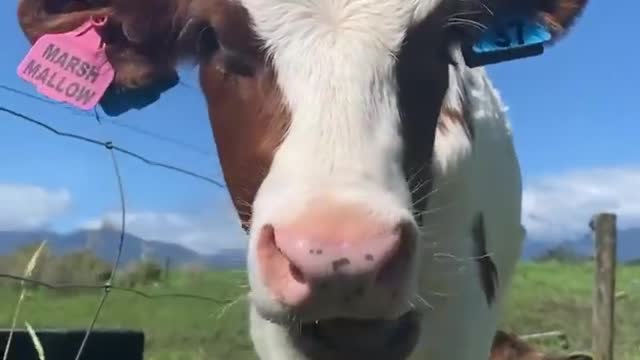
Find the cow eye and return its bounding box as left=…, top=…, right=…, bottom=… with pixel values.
left=219, top=46, right=257, bottom=77
left=194, top=25, right=256, bottom=77
left=195, top=26, right=220, bottom=58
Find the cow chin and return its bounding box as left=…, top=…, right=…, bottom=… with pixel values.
left=247, top=262, right=422, bottom=360
left=249, top=304, right=422, bottom=360
left=245, top=177, right=423, bottom=360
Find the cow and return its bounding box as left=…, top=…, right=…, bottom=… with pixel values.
left=490, top=331, right=593, bottom=360
left=16, top=0, right=590, bottom=359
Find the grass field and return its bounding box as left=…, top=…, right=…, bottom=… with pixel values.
left=1, top=261, right=639, bottom=360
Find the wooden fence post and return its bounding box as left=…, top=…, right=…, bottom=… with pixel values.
left=589, top=213, right=617, bottom=360
left=164, top=257, right=171, bottom=282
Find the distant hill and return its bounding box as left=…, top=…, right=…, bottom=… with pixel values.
left=1, top=226, right=637, bottom=269
left=522, top=227, right=640, bottom=263
left=0, top=227, right=247, bottom=270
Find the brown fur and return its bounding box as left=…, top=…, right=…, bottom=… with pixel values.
left=490, top=330, right=593, bottom=360
left=17, top=0, right=206, bottom=88
left=200, top=60, right=289, bottom=231
left=452, top=0, right=590, bottom=45
left=193, top=0, right=284, bottom=231
left=538, top=0, right=590, bottom=40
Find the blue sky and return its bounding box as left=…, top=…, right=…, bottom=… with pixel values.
left=0, top=0, right=637, bottom=254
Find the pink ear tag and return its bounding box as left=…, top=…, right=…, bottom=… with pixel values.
left=17, top=16, right=115, bottom=110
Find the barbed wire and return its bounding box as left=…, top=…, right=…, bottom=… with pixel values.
left=0, top=273, right=235, bottom=305
left=0, top=106, right=225, bottom=188
left=0, top=88, right=231, bottom=360
left=0, top=84, right=217, bottom=158
left=73, top=113, right=122, bottom=360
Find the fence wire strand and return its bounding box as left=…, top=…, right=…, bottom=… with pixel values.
left=73, top=117, right=122, bottom=360
left=0, top=86, right=236, bottom=360
left=0, top=274, right=234, bottom=304
left=0, top=106, right=224, bottom=188
left=1, top=84, right=216, bottom=157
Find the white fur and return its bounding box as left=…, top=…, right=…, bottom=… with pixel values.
left=237, top=0, right=525, bottom=359
left=409, top=66, right=524, bottom=360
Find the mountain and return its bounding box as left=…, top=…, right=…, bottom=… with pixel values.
left=521, top=227, right=640, bottom=263
left=1, top=227, right=637, bottom=269
left=0, top=227, right=247, bottom=270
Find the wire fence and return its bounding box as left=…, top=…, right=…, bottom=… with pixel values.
left=0, top=84, right=240, bottom=360
left=2, top=84, right=639, bottom=360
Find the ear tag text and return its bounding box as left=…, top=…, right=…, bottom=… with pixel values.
left=463, top=17, right=552, bottom=68
left=17, top=17, right=115, bottom=110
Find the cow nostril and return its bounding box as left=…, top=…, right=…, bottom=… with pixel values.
left=262, top=216, right=417, bottom=309
left=289, top=263, right=306, bottom=283
left=331, top=257, right=351, bottom=272
left=374, top=222, right=414, bottom=286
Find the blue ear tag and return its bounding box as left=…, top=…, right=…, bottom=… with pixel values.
left=98, top=73, right=179, bottom=116
left=463, top=17, right=552, bottom=68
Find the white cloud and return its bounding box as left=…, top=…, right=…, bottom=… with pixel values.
left=0, top=184, right=71, bottom=230
left=12, top=167, right=640, bottom=249
left=72, top=166, right=640, bottom=249
left=522, top=166, right=640, bottom=241
left=80, top=206, right=248, bottom=254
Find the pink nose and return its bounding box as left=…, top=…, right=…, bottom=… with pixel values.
left=256, top=203, right=415, bottom=314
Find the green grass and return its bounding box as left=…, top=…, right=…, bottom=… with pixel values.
left=501, top=261, right=640, bottom=359
left=1, top=262, right=639, bottom=360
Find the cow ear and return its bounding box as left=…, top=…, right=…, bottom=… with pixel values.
left=489, top=0, right=590, bottom=41
left=457, top=0, right=589, bottom=67
left=17, top=0, right=111, bottom=43
left=531, top=0, right=590, bottom=40
left=16, top=0, right=215, bottom=115
left=490, top=330, right=535, bottom=359
left=17, top=0, right=195, bottom=89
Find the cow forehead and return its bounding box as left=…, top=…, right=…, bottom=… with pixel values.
left=239, top=0, right=445, bottom=42
left=232, top=0, right=450, bottom=161
left=205, top=0, right=456, bottom=228
left=239, top=0, right=447, bottom=66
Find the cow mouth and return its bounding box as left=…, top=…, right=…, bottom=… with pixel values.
left=290, top=310, right=421, bottom=360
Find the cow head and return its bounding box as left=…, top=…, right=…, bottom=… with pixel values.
left=17, top=0, right=589, bottom=358
left=490, top=330, right=593, bottom=360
